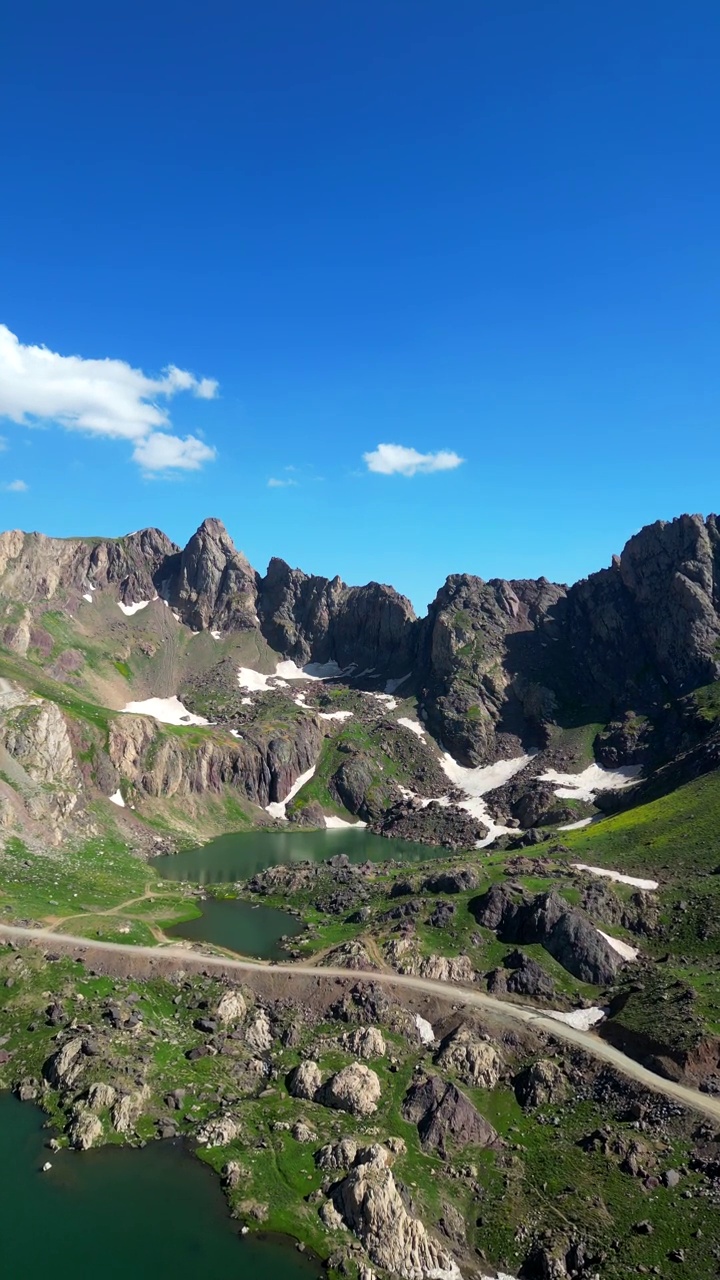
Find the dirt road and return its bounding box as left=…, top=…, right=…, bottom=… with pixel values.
left=3, top=920, right=720, bottom=1123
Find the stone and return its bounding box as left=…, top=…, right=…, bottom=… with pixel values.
left=68, top=1108, right=103, bottom=1151
left=320, top=1063, right=382, bottom=1118
left=197, top=1115, right=239, bottom=1147
left=216, top=990, right=247, bottom=1024
left=341, top=1026, right=387, bottom=1060
left=434, top=1025, right=502, bottom=1088
left=87, top=1082, right=116, bottom=1111
left=244, top=1011, right=273, bottom=1054
left=287, top=1060, right=323, bottom=1102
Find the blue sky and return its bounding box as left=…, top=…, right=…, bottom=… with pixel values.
left=1, top=1, right=719, bottom=613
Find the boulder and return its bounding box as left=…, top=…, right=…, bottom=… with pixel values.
left=422, top=867, right=480, bottom=894
left=321, top=1063, right=382, bottom=1118
left=514, top=1059, right=569, bottom=1108
left=434, top=1025, right=502, bottom=1088
left=86, top=1082, right=116, bottom=1111
left=197, top=1115, right=240, bottom=1147
left=216, top=990, right=247, bottom=1024
left=341, top=1027, right=386, bottom=1060
left=68, top=1108, right=103, bottom=1151
left=287, top=1060, right=323, bottom=1102
left=315, top=1138, right=359, bottom=1171
left=43, top=1036, right=86, bottom=1090
left=244, top=1010, right=273, bottom=1053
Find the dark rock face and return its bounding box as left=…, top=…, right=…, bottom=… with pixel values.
left=401, top=1074, right=496, bottom=1155
left=422, top=867, right=480, bottom=894
left=256, top=558, right=418, bottom=675
left=470, top=887, right=622, bottom=985
left=164, top=517, right=259, bottom=632
left=488, top=949, right=555, bottom=1000
left=416, top=573, right=566, bottom=765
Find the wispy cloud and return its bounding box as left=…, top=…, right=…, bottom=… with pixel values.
left=267, top=476, right=298, bottom=488
left=2, top=478, right=28, bottom=492
left=0, top=324, right=218, bottom=474
left=0, top=436, right=7, bottom=452
left=363, top=442, right=465, bottom=477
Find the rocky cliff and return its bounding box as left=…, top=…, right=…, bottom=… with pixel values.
left=3, top=510, right=720, bottom=797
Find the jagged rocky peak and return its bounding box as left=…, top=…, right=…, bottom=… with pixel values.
left=257, top=557, right=342, bottom=662
left=565, top=512, right=720, bottom=706
left=165, top=517, right=260, bottom=633
left=417, top=572, right=566, bottom=765
left=257, top=558, right=417, bottom=674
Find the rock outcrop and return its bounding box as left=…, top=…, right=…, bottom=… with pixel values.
left=402, top=1074, right=496, bottom=1155
left=434, top=1026, right=502, bottom=1088
left=321, top=1063, right=382, bottom=1118
left=327, top=1143, right=462, bottom=1280
left=470, top=887, right=623, bottom=985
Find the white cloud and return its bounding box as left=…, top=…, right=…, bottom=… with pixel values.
left=2, top=479, right=28, bottom=492
left=363, top=442, right=465, bottom=477
left=268, top=476, right=297, bottom=488
left=132, top=433, right=216, bottom=472
left=0, top=324, right=219, bottom=473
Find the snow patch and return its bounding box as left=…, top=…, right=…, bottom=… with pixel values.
left=366, top=691, right=398, bottom=711
left=265, top=765, right=317, bottom=820
left=540, top=763, right=642, bottom=804
left=414, top=1013, right=435, bottom=1045
left=546, top=1007, right=607, bottom=1030
left=241, top=697, right=253, bottom=706
left=82, top=593, right=93, bottom=603
left=108, top=789, right=125, bottom=808
left=558, top=817, right=594, bottom=831
left=572, top=862, right=658, bottom=891
left=318, top=710, right=354, bottom=721
left=230, top=730, right=242, bottom=739
left=397, top=716, right=426, bottom=738
left=117, top=600, right=149, bottom=617
left=439, top=752, right=536, bottom=848
left=121, top=697, right=209, bottom=727
left=324, top=814, right=367, bottom=829
left=210, top=630, right=221, bottom=640
left=597, top=929, right=639, bottom=962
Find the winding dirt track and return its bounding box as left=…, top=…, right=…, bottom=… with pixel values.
left=3, top=921, right=720, bottom=1124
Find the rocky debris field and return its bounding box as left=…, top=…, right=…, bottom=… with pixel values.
left=2, top=940, right=720, bottom=1280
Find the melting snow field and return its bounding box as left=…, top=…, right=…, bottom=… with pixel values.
left=318, top=710, right=354, bottom=722
left=439, top=752, right=536, bottom=847
left=265, top=765, right=317, bottom=820
left=572, top=862, right=658, bottom=891
left=324, top=814, right=367, bottom=829
left=597, top=929, right=640, bottom=962
left=397, top=716, right=426, bottom=738
left=120, top=697, right=209, bottom=727
left=540, top=762, right=642, bottom=804
left=414, top=1013, right=435, bottom=1044
left=558, top=816, right=594, bottom=831
left=117, top=600, right=150, bottom=617
left=237, top=659, right=353, bottom=692
left=546, top=1007, right=607, bottom=1030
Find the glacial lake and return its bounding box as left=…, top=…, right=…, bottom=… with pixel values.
left=0, top=1092, right=321, bottom=1280
left=156, top=826, right=439, bottom=885
left=155, top=828, right=441, bottom=959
